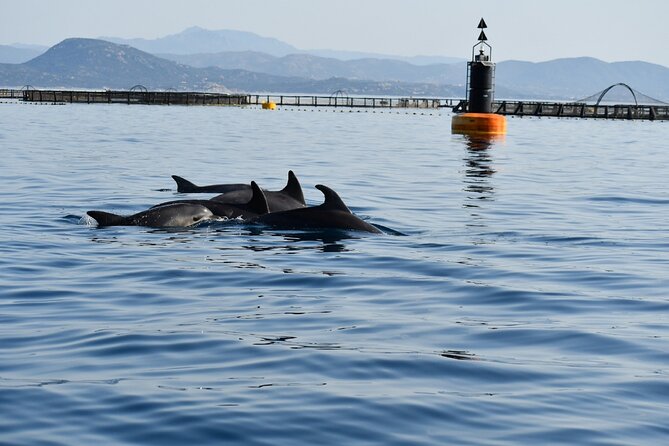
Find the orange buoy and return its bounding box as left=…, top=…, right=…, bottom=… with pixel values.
left=261, top=101, right=276, bottom=110
left=452, top=112, right=507, bottom=135
left=451, top=19, right=508, bottom=137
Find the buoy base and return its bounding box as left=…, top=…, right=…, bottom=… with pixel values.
left=452, top=113, right=507, bottom=135
left=261, top=101, right=276, bottom=110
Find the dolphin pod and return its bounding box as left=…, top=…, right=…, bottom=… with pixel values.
left=86, top=171, right=381, bottom=233
left=173, top=170, right=306, bottom=213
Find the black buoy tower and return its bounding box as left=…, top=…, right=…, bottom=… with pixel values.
left=452, top=18, right=507, bottom=135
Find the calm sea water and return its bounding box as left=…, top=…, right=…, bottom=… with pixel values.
left=1, top=102, right=668, bottom=445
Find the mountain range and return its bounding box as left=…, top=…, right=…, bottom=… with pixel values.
left=159, top=51, right=465, bottom=85
left=0, top=38, right=464, bottom=96
left=103, top=26, right=465, bottom=65
left=1, top=27, right=668, bottom=101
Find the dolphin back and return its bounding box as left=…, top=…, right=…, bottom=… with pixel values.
left=211, top=171, right=305, bottom=212
left=87, top=210, right=128, bottom=226
left=172, top=175, right=201, bottom=193
left=281, top=170, right=306, bottom=205
left=315, top=184, right=351, bottom=213
left=252, top=184, right=381, bottom=233
left=172, top=175, right=250, bottom=194
left=248, top=181, right=270, bottom=216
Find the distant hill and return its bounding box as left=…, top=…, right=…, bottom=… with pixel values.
left=305, top=49, right=464, bottom=65
left=102, top=27, right=300, bottom=57
left=159, top=50, right=466, bottom=84
left=103, top=27, right=464, bottom=64
left=0, top=38, right=217, bottom=90
left=157, top=50, right=669, bottom=101
left=496, top=57, right=669, bottom=101
left=0, top=44, right=45, bottom=64
left=160, top=51, right=466, bottom=84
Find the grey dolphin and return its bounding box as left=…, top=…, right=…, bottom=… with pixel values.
left=149, top=181, right=269, bottom=219
left=211, top=170, right=305, bottom=213
left=250, top=184, right=382, bottom=234
left=171, top=175, right=248, bottom=194
left=87, top=203, right=214, bottom=227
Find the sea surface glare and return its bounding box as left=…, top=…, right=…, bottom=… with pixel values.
left=1, top=103, right=668, bottom=445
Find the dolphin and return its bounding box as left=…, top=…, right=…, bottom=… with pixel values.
left=250, top=184, right=382, bottom=234
left=149, top=181, right=269, bottom=219
left=173, top=170, right=306, bottom=213
left=171, top=175, right=248, bottom=194
left=87, top=203, right=215, bottom=227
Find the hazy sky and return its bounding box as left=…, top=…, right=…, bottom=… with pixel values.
left=3, top=0, right=668, bottom=66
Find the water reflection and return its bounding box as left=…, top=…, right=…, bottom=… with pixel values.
left=462, top=135, right=498, bottom=203
left=86, top=222, right=364, bottom=257
left=457, top=134, right=503, bottom=232
left=87, top=227, right=203, bottom=247
left=241, top=227, right=358, bottom=253
left=440, top=350, right=479, bottom=361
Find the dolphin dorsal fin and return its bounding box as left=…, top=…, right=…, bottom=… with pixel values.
left=315, top=184, right=351, bottom=213
left=247, top=181, right=270, bottom=215
left=281, top=170, right=305, bottom=205
left=87, top=210, right=127, bottom=226
left=171, top=175, right=199, bottom=193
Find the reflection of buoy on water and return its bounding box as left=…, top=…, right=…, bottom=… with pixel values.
left=452, top=18, right=507, bottom=136
left=262, top=101, right=276, bottom=110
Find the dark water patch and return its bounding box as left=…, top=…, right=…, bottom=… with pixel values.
left=588, top=195, right=669, bottom=205
left=472, top=326, right=665, bottom=361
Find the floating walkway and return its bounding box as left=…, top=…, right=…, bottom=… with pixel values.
left=19, top=89, right=248, bottom=106
left=0, top=89, right=23, bottom=99
left=247, top=94, right=457, bottom=109
left=4, top=89, right=667, bottom=120
left=7, top=89, right=457, bottom=109
left=452, top=100, right=669, bottom=121
left=8, top=89, right=456, bottom=109
left=494, top=101, right=669, bottom=121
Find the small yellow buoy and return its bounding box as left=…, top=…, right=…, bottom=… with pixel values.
left=451, top=112, right=507, bottom=136
left=261, top=101, right=276, bottom=110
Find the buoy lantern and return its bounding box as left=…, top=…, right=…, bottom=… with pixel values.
left=452, top=18, right=507, bottom=136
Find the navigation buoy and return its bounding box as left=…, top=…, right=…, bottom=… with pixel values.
left=452, top=112, right=506, bottom=134
left=452, top=18, right=507, bottom=136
